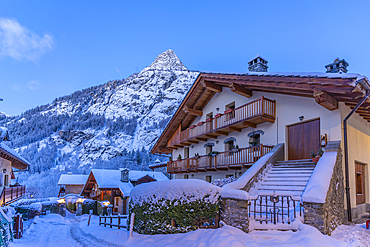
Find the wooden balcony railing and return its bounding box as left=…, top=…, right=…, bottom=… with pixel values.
left=169, top=96, right=276, bottom=148
left=0, top=185, right=26, bottom=206
left=167, top=144, right=274, bottom=173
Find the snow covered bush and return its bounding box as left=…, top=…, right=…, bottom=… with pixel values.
left=11, top=198, right=58, bottom=219
left=82, top=199, right=97, bottom=215
left=212, top=177, right=237, bottom=187
left=129, top=179, right=221, bottom=235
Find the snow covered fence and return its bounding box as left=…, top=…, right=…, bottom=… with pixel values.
left=129, top=179, right=221, bottom=234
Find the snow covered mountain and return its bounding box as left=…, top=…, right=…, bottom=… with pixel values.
left=1, top=49, right=199, bottom=172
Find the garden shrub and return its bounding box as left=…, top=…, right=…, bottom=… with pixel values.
left=12, top=198, right=58, bottom=219
left=82, top=199, right=97, bottom=215
left=129, top=179, right=221, bottom=234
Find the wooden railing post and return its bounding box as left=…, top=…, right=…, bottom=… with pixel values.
left=11, top=187, right=13, bottom=201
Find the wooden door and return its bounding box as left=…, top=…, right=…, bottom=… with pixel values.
left=288, top=119, right=320, bottom=160
left=356, top=162, right=366, bottom=205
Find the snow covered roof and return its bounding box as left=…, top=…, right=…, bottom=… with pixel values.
left=0, top=142, right=30, bottom=168
left=149, top=161, right=167, bottom=169
left=90, top=169, right=169, bottom=196
left=201, top=71, right=364, bottom=82
left=58, top=174, right=88, bottom=185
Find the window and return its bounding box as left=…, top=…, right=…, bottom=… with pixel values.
left=115, top=197, right=119, bottom=206
left=184, top=147, right=189, bottom=159
left=184, top=174, right=189, bottom=179
left=225, top=102, right=235, bottom=120
left=4, top=175, right=8, bottom=186
left=206, top=145, right=213, bottom=156
left=225, top=140, right=234, bottom=151
left=355, top=162, right=366, bottom=205
left=205, top=176, right=212, bottom=183
left=249, top=134, right=260, bottom=147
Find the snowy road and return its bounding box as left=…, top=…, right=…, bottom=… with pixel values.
left=10, top=212, right=112, bottom=247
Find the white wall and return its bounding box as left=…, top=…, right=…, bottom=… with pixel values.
left=0, top=157, right=12, bottom=187
left=172, top=88, right=342, bottom=161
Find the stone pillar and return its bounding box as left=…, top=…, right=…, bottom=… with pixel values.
left=220, top=198, right=249, bottom=233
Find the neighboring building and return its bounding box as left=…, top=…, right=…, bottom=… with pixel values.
left=80, top=169, right=169, bottom=214
left=151, top=56, right=370, bottom=219
left=149, top=159, right=169, bottom=172
left=0, top=127, right=29, bottom=205
left=57, top=173, right=88, bottom=197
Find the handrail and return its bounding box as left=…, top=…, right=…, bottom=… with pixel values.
left=168, top=144, right=274, bottom=173
left=0, top=185, right=26, bottom=206
left=176, top=97, right=275, bottom=145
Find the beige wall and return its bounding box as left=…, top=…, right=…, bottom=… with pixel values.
left=0, top=158, right=12, bottom=187
left=339, top=102, right=370, bottom=214
left=172, top=89, right=343, bottom=182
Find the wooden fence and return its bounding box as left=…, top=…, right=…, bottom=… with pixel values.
left=99, top=215, right=128, bottom=229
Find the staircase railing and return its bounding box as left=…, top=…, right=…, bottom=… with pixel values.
left=248, top=194, right=303, bottom=225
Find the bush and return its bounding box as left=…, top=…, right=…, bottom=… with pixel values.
left=82, top=200, right=97, bottom=215
left=129, top=179, right=221, bottom=234
left=16, top=203, right=42, bottom=220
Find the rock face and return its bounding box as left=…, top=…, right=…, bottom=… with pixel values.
left=2, top=49, right=199, bottom=169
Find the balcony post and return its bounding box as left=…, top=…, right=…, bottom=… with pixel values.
left=261, top=96, right=264, bottom=115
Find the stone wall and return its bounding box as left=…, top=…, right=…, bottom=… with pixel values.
left=220, top=198, right=249, bottom=233
left=303, top=143, right=345, bottom=235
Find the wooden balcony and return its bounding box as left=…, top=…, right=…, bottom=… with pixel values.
left=0, top=185, right=26, bottom=206
left=168, top=96, right=276, bottom=149
left=167, top=144, right=274, bottom=174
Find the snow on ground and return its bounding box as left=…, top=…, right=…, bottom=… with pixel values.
left=331, top=224, right=370, bottom=247
left=10, top=213, right=370, bottom=247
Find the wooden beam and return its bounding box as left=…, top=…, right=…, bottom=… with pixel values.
left=313, top=91, right=338, bottom=111
left=201, top=80, right=222, bottom=93
left=183, top=106, right=203, bottom=117
left=229, top=126, right=241, bottom=132
left=215, top=131, right=229, bottom=136
left=205, top=134, right=218, bottom=139
left=229, top=83, right=252, bottom=98
left=243, top=121, right=257, bottom=128
left=196, top=137, right=208, bottom=142
left=187, top=140, right=199, bottom=144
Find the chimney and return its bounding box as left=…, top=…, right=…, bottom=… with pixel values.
left=325, top=58, right=349, bottom=73
left=248, top=54, right=268, bottom=72
left=119, top=168, right=129, bottom=183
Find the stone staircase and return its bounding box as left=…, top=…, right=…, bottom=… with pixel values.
left=253, top=159, right=316, bottom=197
left=248, top=159, right=316, bottom=229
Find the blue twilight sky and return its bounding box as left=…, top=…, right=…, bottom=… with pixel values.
left=0, top=1, right=370, bottom=115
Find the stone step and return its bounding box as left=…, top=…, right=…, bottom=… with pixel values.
left=271, top=168, right=315, bottom=172
left=268, top=171, right=313, bottom=174
left=275, top=159, right=312, bottom=164
left=272, top=165, right=316, bottom=169
left=267, top=173, right=312, bottom=177
left=259, top=181, right=308, bottom=186
left=256, top=185, right=305, bottom=192
left=263, top=178, right=310, bottom=182
left=254, top=191, right=303, bottom=197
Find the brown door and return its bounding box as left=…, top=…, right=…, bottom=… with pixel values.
left=356, top=162, right=366, bottom=205
left=288, top=119, right=320, bottom=160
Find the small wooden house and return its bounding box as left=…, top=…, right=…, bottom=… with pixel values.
left=81, top=169, right=169, bottom=214
left=57, top=173, right=88, bottom=197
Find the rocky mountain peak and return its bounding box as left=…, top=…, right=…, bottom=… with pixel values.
left=142, top=49, right=188, bottom=72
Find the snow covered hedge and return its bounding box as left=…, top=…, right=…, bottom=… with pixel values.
left=11, top=198, right=58, bottom=219
left=129, top=179, right=221, bottom=234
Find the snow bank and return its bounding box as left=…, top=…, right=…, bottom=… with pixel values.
left=223, top=153, right=272, bottom=190
left=130, top=179, right=221, bottom=205
left=302, top=151, right=337, bottom=203
left=221, top=188, right=249, bottom=200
